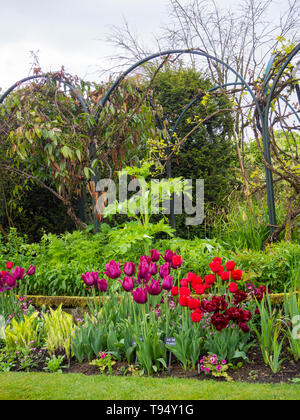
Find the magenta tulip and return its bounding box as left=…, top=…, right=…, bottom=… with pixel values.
left=12, top=267, right=25, bottom=280
left=3, top=272, right=17, bottom=288
left=82, top=272, right=97, bottom=287
left=163, top=250, right=174, bottom=263
left=123, top=262, right=136, bottom=277
left=159, top=262, right=170, bottom=279
left=147, top=279, right=162, bottom=296
left=149, top=262, right=158, bottom=276
left=132, top=287, right=148, bottom=304
left=162, top=275, right=173, bottom=291
left=150, top=249, right=160, bottom=262
left=26, top=265, right=36, bottom=276
left=138, top=261, right=150, bottom=279
left=104, top=261, right=121, bottom=279
left=121, top=276, right=135, bottom=292
left=96, top=278, right=108, bottom=292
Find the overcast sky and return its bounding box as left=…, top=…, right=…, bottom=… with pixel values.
left=0, top=0, right=298, bottom=91
left=0, top=0, right=171, bottom=90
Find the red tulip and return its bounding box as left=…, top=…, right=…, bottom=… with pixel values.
left=6, top=262, right=13, bottom=270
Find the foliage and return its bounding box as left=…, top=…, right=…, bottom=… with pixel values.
left=283, top=289, right=300, bottom=361
left=253, top=293, right=285, bottom=373
left=89, top=352, right=116, bottom=375
left=4, top=312, right=42, bottom=351
left=0, top=72, right=159, bottom=230
left=148, top=64, right=237, bottom=238
left=42, top=305, right=73, bottom=357
left=1, top=228, right=299, bottom=297
left=199, top=355, right=232, bottom=381
left=44, top=355, right=66, bottom=373
left=204, top=327, right=253, bottom=363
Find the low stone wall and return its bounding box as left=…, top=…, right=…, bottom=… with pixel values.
left=24, top=292, right=298, bottom=310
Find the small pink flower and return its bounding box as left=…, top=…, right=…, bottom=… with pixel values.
left=216, top=365, right=222, bottom=371
left=205, top=368, right=210, bottom=374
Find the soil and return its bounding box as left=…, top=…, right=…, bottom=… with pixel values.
left=64, top=343, right=300, bottom=384
left=5, top=340, right=299, bottom=384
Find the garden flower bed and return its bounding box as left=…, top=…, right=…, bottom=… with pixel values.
left=0, top=252, right=299, bottom=384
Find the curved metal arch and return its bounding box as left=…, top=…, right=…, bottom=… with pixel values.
left=95, top=49, right=278, bottom=233
left=1, top=44, right=298, bottom=236
left=0, top=73, right=90, bottom=114
left=265, top=43, right=300, bottom=114
left=278, top=95, right=300, bottom=125
left=170, top=82, right=244, bottom=136
left=261, top=43, right=300, bottom=231
left=96, top=49, right=264, bottom=123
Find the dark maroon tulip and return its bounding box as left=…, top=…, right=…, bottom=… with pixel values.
left=211, top=313, right=230, bottom=331
left=239, top=322, right=250, bottom=333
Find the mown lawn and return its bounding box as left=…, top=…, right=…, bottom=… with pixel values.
left=1, top=372, right=299, bottom=400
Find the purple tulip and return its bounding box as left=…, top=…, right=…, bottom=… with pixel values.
left=159, top=262, right=170, bottom=279
left=26, top=265, right=36, bottom=276
left=82, top=272, right=98, bottom=287
left=121, top=276, right=135, bottom=292
left=149, top=262, right=158, bottom=276
left=164, top=250, right=174, bottom=263
left=96, top=278, right=108, bottom=292
left=150, top=249, right=160, bottom=262
left=140, top=255, right=151, bottom=264
left=146, top=279, right=162, bottom=296
left=104, top=261, right=121, bottom=279
left=137, top=270, right=151, bottom=285
left=132, top=287, right=148, bottom=304
left=123, top=262, right=136, bottom=277
left=3, top=272, right=17, bottom=288
left=138, top=261, right=150, bottom=279
left=12, top=267, right=25, bottom=280
left=162, top=275, right=173, bottom=291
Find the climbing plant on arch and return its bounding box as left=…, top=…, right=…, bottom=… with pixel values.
left=0, top=44, right=299, bottom=241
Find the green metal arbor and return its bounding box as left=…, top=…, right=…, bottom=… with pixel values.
left=1, top=44, right=299, bottom=235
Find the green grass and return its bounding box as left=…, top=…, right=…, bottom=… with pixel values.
left=1, top=372, right=299, bottom=400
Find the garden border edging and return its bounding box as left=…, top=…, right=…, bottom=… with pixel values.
left=23, top=292, right=299, bottom=309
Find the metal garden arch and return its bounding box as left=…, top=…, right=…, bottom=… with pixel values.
left=1, top=45, right=299, bottom=237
